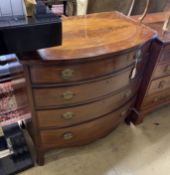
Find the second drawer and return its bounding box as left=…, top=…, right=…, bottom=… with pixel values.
left=33, top=66, right=135, bottom=108
left=37, top=83, right=138, bottom=129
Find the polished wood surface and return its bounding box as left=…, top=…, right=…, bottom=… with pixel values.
left=153, top=63, right=170, bottom=78
left=38, top=12, right=155, bottom=60
left=141, top=87, right=170, bottom=110
left=133, top=12, right=170, bottom=43
left=19, top=12, right=155, bottom=165
left=33, top=66, right=134, bottom=108
left=40, top=98, right=135, bottom=150
left=37, top=83, right=139, bottom=129
left=30, top=51, right=135, bottom=84
left=147, top=76, right=170, bottom=95
left=128, top=12, right=170, bottom=124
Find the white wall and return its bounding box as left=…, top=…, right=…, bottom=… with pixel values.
left=77, top=0, right=88, bottom=15
left=0, top=0, right=25, bottom=16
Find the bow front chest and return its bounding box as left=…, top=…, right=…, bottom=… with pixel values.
left=19, top=12, right=155, bottom=165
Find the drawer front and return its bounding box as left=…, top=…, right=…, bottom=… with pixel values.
left=141, top=88, right=170, bottom=109
left=33, top=67, right=134, bottom=108
left=153, top=63, right=170, bottom=78
left=37, top=82, right=138, bottom=129
left=30, top=51, right=141, bottom=84
left=40, top=98, right=135, bottom=149
left=147, top=76, right=170, bottom=95
left=159, top=45, right=170, bottom=63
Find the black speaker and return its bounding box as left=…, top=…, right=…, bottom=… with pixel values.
left=0, top=123, right=34, bottom=175
left=0, top=18, right=62, bottom=55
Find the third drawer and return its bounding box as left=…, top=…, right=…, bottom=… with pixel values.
left=37, top=83, right=138, bottom=129
left=40, top=97, right=135, bottom=150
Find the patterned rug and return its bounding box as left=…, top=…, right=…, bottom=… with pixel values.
left=0, top=54, right=31, bottom=127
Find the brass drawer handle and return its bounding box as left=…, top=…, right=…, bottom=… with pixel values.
left=63, top=132, right=74, bottom=140
left=164, top=65, right=170, bottom=73
left=62, top=112, right=74, bottom=120
left=120, top=110, right=128, bottom=117
left=61, top=69, right=74, bottom=80
left=124, top=90, right=132, bottom=98
left=62, top=91, right=75, bottom=100
left=158, top=80, right=166, bottom=89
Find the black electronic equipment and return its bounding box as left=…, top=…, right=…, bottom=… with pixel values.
left=0, top=123, right=34, bottom=175
left=0, top=0, right=62, bottom=55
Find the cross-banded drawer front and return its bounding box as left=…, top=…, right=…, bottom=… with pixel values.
left=141, top=87, right=170, bottom=109
left=33, top=67, right=134, bottom=108
left=147, top=76, right=170, bottom=95
left=40, top=98, right=135, bottom=150
left=153, top=63, right=170, bottom=78
left=30, top=51, right=138, bottom=84
left=37, top=83, right=138, bottom=129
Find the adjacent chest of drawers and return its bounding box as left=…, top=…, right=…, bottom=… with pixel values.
left=129, top=13, right=170, bottom=124
left=19, top=12, right=155, bottom=165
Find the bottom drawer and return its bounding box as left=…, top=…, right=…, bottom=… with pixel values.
left=40, top=98, right=135, bottom=150
left=141, top=88, right=170, bottom=110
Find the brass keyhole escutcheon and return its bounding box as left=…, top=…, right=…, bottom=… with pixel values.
left=62, top=91, right=75, bottom=100
left=63, top=132, right=74, bottom=140
left=61, top=69, right=74, bottom=80
left=62, top=112, right=74, bottom=120
left=158, top=80, right=166, bottom=89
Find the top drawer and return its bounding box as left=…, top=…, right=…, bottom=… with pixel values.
left=33, top=66, right=136, bottom=108
left=30, top=51, right=140, bottom=84
left=159, top=45, right=170, bottom=63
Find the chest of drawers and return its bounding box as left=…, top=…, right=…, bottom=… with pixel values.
left=129, top=12, right=170, bottom=124
left=19, top=12, right=155, bottom=165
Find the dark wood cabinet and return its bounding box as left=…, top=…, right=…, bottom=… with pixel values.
left=18, top=12, right=155, bottom=165
left=129, top=12, right=170, bottom=124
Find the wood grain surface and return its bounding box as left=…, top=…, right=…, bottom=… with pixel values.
left=38, top=12, right=156, bottom=60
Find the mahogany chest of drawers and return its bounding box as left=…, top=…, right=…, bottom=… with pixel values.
left=129, top=12, right=170, bottom=124
left=19, top=12, right=155, bottom=165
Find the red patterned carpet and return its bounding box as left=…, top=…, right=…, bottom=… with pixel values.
left=0, top=54, right=31, bottom=126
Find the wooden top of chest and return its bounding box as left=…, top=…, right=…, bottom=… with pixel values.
left=37, top=11, right=156, bottom=61
left=132, top=12, right=170, bottom=44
